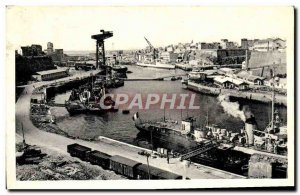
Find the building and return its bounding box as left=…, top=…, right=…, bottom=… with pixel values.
left=31, top=88, right=47, bottom=104
left=266, top=77, right=287, bottom=90
left=198, top=42, right=219, bottom=50
left=214, top=76, right=249, bottom=90
left=214, top=76, right=235, bottom=89
left=216, top=49, right=247, bottom=65
left=243, top=38, right=286, bottom=52
left=220, top=39, right=238, bottom=49
left=159, top=52, right=178, bottom=63
left=248, top=153, right=287, bottom=178
left=21, top=44, right=44, bottom=56
left=32, top=68, right=69, bottom=81
left=235, top=70, right=266, bottom=85
left=47, top=42, right=54, bottom=54
left=49, top=49, right=66, bottom=63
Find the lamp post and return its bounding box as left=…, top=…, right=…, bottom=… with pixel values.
left=145, top=152, right=151, bottom=180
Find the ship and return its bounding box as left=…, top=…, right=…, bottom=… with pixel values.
left=134, top=114, right=199, bottom=149
left=133, top=96, right=287, bottom=156
left=65, top=84, right=117, bottom=115
left=111, top=65, right=128, bottom=73
left=136, top=61, right=175, bottom=69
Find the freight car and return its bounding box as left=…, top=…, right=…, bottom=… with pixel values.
left=86, top=150, right=111, bottom=169
left=109, top=155, right=141, bottom=179
left=67, top=143, right=184, bottom=180
left=135, top=164, right=182, bottom=180
left=67, top=143, right=91, bottom=160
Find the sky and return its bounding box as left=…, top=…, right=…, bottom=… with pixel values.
left=6, top=6, right=294, bottom=51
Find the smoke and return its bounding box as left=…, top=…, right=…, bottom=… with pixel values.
left=218, top=95, right=246, bottom=122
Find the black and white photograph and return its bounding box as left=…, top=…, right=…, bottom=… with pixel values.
left=5, top=5, right=295, bottom=189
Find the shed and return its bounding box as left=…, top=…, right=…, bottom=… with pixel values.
left=213, top=77, right=235, bottom=89
left=32, top=68, right=69, bottom=81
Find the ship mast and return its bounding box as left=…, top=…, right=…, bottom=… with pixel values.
left=270, top=69, right=275, bottom=132
left=206, top=105, right=209, bottom=127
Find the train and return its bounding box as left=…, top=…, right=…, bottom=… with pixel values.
left=67, top=143, right=182, bottom=180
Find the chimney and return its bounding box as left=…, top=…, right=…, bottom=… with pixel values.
left=245, top=115, right=257, bottom=146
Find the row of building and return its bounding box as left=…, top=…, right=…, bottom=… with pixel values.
left=16, top=42, right=70, bottom=84
left=20, top=42, right=66, bottom=64
left=136, top=38, right=286, bottom=66
left=241, top=38, right=286, bottom=52
left=188, top=68, right=287, bottom=91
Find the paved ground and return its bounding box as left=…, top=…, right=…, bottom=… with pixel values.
left=15, top=70, right=245, bottom=179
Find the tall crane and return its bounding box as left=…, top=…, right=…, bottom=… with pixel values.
left=91, top=29, right=113, bottom=69
left=144, top=37, right=158, bottom=62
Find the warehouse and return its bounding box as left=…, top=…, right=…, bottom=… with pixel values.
left=32, top=68, right=69, bottom=81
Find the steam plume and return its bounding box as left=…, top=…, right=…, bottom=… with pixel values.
left=218, top=95, right=246, bottom=122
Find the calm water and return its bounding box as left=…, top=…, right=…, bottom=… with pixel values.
left=51, top=65, right=287, bottom=151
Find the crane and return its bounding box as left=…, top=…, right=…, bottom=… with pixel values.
left=144, top=37, right=158, bottom=62
left=91, top=29, right=113, bottom=69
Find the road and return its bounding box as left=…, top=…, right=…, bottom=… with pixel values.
left=15, top=70, right=245, bottom=179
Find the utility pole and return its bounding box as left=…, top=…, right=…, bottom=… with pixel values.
left=21, top=122, right=25, bottom=145
left=145, top=152, right=151, bottom=180
left=271, top=74, right=275, bottom=132
left=150, top=128, right=153, bottom=153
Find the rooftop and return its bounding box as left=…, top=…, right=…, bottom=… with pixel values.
left=35, top=68, right=68, bottom=75
left=110, top=155, right=141, bottom=167
left=214, top=76, right=248, bottom=86
left=89, top=150, right=111, bottom=159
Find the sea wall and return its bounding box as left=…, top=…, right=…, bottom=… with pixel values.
left=248, top=51, right=286, bottom=78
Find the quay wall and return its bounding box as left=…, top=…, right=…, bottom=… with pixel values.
left=248, top=51, right=286, bottom=78
left=186, top=82, right=220, bottom=96
left=186, top=81, right=287, bottom=106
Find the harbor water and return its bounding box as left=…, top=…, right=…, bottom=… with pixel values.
left=51, top=65, right=287, bottom=152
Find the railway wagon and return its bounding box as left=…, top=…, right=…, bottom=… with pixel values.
left=135, top=164, right=182, bottom=180
left=109, top=155, right=141, bottom=179
left=67, top=143, right=91, bottom=160
left=86, top=150, right=111, bottom=169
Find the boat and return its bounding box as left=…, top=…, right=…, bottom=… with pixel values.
left=136, top=62, right=175, bottom=69
left=171, top=76, right=177, bottom=81
left=111, top=65, right=128, bottom=73
left=134, top=113, right=199, bottom=149
left=65, top=85, right=117, bottom=115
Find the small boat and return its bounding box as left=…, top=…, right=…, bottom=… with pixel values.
left=126, top=70, right=133, bottom=74
left=122, top=109, right=130, bottom=114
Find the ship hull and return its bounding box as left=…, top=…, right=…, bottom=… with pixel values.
left=111, top=66, right=128, bottom=73
left=135, top=124, right=199, bottom=152
left=136, top=62, right=175, bottom=69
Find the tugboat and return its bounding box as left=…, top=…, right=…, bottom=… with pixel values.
left=65, top=86, right=117, bottom=115
left=111, top=65, right=128, bottom=73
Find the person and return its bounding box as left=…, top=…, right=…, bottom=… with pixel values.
left=167, top=156, right=169, bottom=164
